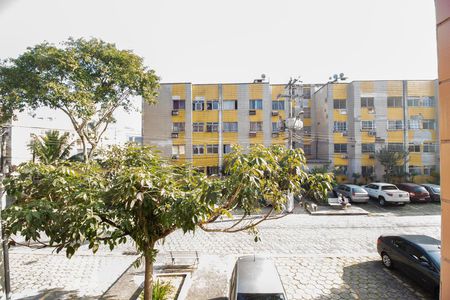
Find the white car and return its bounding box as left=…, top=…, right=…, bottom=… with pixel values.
left=363, top=183, right=410, bottom=206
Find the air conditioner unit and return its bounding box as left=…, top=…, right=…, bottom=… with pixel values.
left=171, top=154, right=179, bottom=160
left=369, top=154, right=375, bottom=159
left=249, top=131, right=257, bottom=137
left=249, top=110, right=256, bottom=115
left=171, top=132, right=179, bottom=138
left=341, top=131, right=348, bottom=136
left=368, top=107, right=375, bottom=114
left=171, top=110, right=179, bottom=116
left=340, top=154, right=348, bottom=159
left=368, top=130, right=377, bottom=136
left=272, top=132, right=279, bottom=137
left=339, top=109, right=347, bottom=115
left=271, top=110, right=279, bottom=116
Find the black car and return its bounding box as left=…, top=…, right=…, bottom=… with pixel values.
left=421, top=184, right=441, bottom=202
left=377, top=235, right=440, bottom=296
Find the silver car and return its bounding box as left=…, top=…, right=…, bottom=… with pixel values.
left=333, top=184, right=369, bottom=203
left=229, top=256, right=287, bottom=300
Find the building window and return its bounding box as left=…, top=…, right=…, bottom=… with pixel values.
left=334, top=165, right=348, bottom=174
left=361, top=120, right=375, bottom=131
left=223, top=144, right=232, bottom=154
left=387, top=143, right=404, bottom=152
left=407, top=97, right=421, bottom=107
left=223, top=122, right=238, bottom=132
left=193, top=145, right=204, bottom=155
left=303, top=87, right=311, bottom=99
left=387, top=120, right=404, bottom=130
left=272, top=101, right=285, bottom=110
left=303, top=107, right=311, bottom=118
left=423, top=142, right=436, bottom=153
left=361, top=166, right=374, bottom=177
left=303, top=126, right=311, bottom=136
left=333, top=99, right=346, bottom=109
left=361, top=97, right=374, bottom=108
left=334, top=144, right=347, bottom=153
left=361, top=143, right=375, bottom=153
left=408, top=119, right=421, bottom=130
left=408, top=143, right=421, bottom=152
left=172, top=122, right=185, bottom=132
left=423, top=96, right=435, bottom=107
left=303, top=144, right=312, bottom=155
left=193, top=100, right=204, bottom=111
left=250, top=122, right=263, bottom=132
left=387, top=97, right=403, bottom=107
left=206, top=100, right=220, bottom=110
left=422, top=119, right=436, bottom=130
left=223, top=100, right=238, bottom=110
left=409, top=165, right=422, bottom=175
left=272, top=122, right=280, bottom=133
left=423, top=166, right=436, bottom=176
left=250, top=99, right=263, bottom=110
left=207, top=144, right=219, bottom=154
left=171, top=145, right=185, bottom=155
left=173, top=100, right=186, bottom=110
left=333, top=121, right=347, bottom=132
left=206, top=122, right=219, bottom=132
left=193, top=122, right=204, bottom=132
left=206, top=166, right=220, bottom=176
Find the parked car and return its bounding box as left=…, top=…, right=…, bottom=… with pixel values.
left=333, top=184, right=369, bottom=203
left=363, top=183, right=410, bottom=206
left=377, top=235, right=440, bottom=296
left=421, top=184, right=441, bottom=202
left=229, top=256, right=287, bottom=300
left=397, top=183, right=431, bottom=203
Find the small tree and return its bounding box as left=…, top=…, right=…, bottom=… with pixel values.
left=28, top=130, right=74, bottom=164
left=375, top=146, right=409, bottom=182
left=3, top=144, right=334, bottom=300
left=0, top=38, right=159, bottom=161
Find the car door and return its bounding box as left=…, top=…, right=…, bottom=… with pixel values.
left=365, top=185, right=374, bottom=197
left=406, top=247, right=439, bottom=290
left=390, top=238, right=411, bottom=270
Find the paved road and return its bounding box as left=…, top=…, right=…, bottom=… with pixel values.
left=8, top=201, right=441, bottom=299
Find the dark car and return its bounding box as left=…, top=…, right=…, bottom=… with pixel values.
left=377, top=235, right=440, bottom=296
left=229, top=256, right=287, bottom=300
left=421, top=184, right=441, bottom=202
left=397, top=183, right=431, bottom=202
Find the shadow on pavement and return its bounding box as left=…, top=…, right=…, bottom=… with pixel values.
left=341, top=260, right=433, bottom=300
left=16, top=288, right=101, bottom=300
left=354, top=200, right=441, bottom=217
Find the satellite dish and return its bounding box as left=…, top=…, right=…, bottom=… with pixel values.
left=261, top=74, right=266, bottom=79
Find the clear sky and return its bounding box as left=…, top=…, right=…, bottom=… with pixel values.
left=0, top=0, right=438, bottom=84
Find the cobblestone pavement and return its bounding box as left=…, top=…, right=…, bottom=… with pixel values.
left=8, top=202, right=441, bottom=300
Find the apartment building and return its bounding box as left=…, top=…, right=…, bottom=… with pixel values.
left=312, top=80, right=439, bottom=183
left=142, top=82, right=317, bottom=175
left=143, top=79, right=439, bottom=182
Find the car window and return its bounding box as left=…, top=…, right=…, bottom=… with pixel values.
left=353, top=187, right=366, bottom=193
left=393, top=239, right=407, bottom=251
left=344, top=186, right=350, bottom=192
left=413, top=186, right=427, bottom=193
left=404, top=244, right=424, bottom=262
left=381, top=185, right=398, bottom=191
left=432, top=187, right=440, bottom=193
left=238, top=294, right=286, bottom=300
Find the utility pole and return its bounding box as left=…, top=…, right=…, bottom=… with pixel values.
left=279, top=77, right=303, bottom=150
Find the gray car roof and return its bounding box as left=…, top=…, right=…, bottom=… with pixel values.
left=236, top=256, right=285, bottom=294
left=399, top=235, right=441, bottom=251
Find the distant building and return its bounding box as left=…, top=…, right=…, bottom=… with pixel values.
left=143, top=80, right=439, bottom=183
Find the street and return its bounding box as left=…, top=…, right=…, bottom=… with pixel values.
left=9, top=201, right=441, bottom=299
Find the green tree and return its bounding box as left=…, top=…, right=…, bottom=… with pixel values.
left=3, top=144, right=333, bottom=299
left=375, top=146, right=409, bottom=182
left=0, top=37, right=159, bottom=161
left=28, top=130, right=74, bottom=164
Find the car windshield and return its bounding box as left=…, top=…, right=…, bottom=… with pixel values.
left=432, top=187, right=440, bottom=193
left=428, top=250, right=441, bottom=268
left=413, top=186, right=428, bottom=193
left=381, top=185, right=398, bottom=191
left=353, top=187, right=366, bottom=193
left=238, top=294, right=286, bottom=300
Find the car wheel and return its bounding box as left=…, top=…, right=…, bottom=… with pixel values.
left=381, top=252, right=393, bottom=269
left=379, top=197, right=386, bottom=206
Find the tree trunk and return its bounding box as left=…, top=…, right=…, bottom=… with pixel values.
left=80, top=136, right=88, bottom=162
left=143, top=250, right=154, bottom=300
